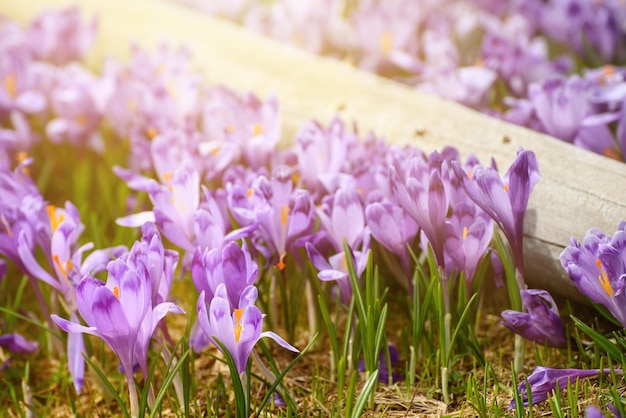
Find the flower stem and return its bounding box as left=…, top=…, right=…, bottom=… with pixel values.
left=442, top=366, right=450, bottom=404
left=514, top=334, right=525, bottom=374
left=126, top=372, right=139, bottom=418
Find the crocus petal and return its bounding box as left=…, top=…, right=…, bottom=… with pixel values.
left=17, top=230, right=60, bottom=291
left=75, top=277, right=104, bottom=327
left=91, top=287, right=132, bottom=342
left=67, top=312, right=86, bottom=393
left=318, top=269, right=346, bottom=282
left=260, top=331, right=299, bottom=353
left=51, top=314, right=98, bottom=336
left=512, top=367, right=621, bottom=408
left=116, top=211, right=156, bottom=227
left=0, top=333, right=39, bottom=354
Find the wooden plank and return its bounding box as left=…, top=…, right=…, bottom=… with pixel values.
left=3, top=0, right=625, bottom=301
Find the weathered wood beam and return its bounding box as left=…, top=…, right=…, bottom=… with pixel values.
left=3, top=0, right=625, bottom=301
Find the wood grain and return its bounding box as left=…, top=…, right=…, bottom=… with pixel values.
left=3, top=0, right=625, bottom=301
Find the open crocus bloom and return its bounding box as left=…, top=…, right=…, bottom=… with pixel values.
left=197, top=283, right=298, bottom=375
left=560, top=221, right=626, bottom=328
left=51, top=257, right=184, bottom=384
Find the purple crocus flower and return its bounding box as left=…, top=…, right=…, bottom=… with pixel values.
left=512, top=367, right=621, bottom=408
left=197, top=283, right=298, bottom=375
left=0, top=332, right=38, bottom=354
left=390, top=151, right=450, bottom=267
left=190, top=241, right=258, bottom=351
left=229, top=166, right=315, bottom=270
left=52, top=252, right=184, bottom=415
left=501, top=289, right=568, bottom=348
left=0, top=259, right=6, bottom=283
left=293, top=118, right=354, bottom=196
left=365, top=200, right=418, bottom=276
left=453, top=148, right=539, bottom=280
left=358, top=344, right=403, bottom=384
left=560, top=222, right=626, bottom=328
left=115, top=162, right=200, bottom=249
left=26, top=7, right=97, bottom=65
left=306, top=242, right=369, bottom=303
left=45, top=67, right=103, bottom=150
left=443, top=202, right=494, bottom=293
left=317, top=187, right=366, bottom=253
left=585, top=404, right=621, bottom=418
left=192, top=241, right=258, bottom=311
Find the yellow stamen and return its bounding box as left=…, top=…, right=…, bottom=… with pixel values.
left=246, top=188, right=254, bottom=200
left=280, top=205, right=289, bottom=227
left=596, top=259, right=614, bottom=297
left=466, top=170, right=472, bottom=178
left=210, top=146, right=220, bottom=157
left=76, top=114, right=87, bottom=126
left=342, top=253, right=347, bottom=271
left=291, top=171, right=301, bottom=185
left=603, top=65, right=615, bottom=78
left=379, top=31, right=393, bottom=55
left=113, top=286, right=120, bottom=299
left=127, top=98, right=138, bottom=113
left=462, top=226, right=468, bottom=240
left=46, top=205, right=64, bottom=232
left=276, top=252, right=287, bottom=271
left=167, top=79, right=178, bottom=100
left=146, top=126, right=158, bottom=140
left=252, top=123, right=264, bottom=136
left=16, top=151, right=28, bottom=163
left=233, top=308, right=244, bottom=343
left=503, top=184, right=509, bottom=193
left=52, top=255, right=68, bottom=281
left=225, top=124, right=234, bottom=134
left=162, top=171, right=173, bottom=183
left=4, top=73, right=17, bottom=99
left=1, top=215, right=12, bottom=238
left=604, top=146, right=621, bottom=161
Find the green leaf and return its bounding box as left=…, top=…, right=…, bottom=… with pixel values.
left=351, top=370, right=379, bottom=418
left=83, top=354, right=130, bottom=418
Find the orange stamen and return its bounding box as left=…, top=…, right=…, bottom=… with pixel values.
left=4, top=73, right=17, bottom=98
left=462, top=226, right=468, bottom=240
left=16, top=151, right=28, bottom=163
left=246, top=188, right=254, bottom=200
left=113, top=286, right=120, bottom=299
left=277, top=252, right=287, bottom=271
left=604, top=146, right=621, bottom=161
left=162, top=171, right=173, bottom=183
left=0, top=215, right=12, bottom=238
left=252, top=123, right=264, bottom=136
left=379, top=31, right=393, bottom=55
left=146, top=126, right=158, bottom=140
left=596, top=259, right=614, bottom=297
left=503, top=184, right=509, bottom=193
left=225, top=124, right=234, bottom=134
left=53, top=255, right=68, bottom=280
left=46, top=205, right=64, bottom=232
left=291, top=171, right=301, bottom=185
left=233, top=308, right=244, bottom=342
left=280, top=205, right=289, bottom=227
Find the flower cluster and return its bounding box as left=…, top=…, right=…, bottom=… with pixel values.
left=2, top=4, right=625, bottom=415
left=179, top=0, right=626, bottom=162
